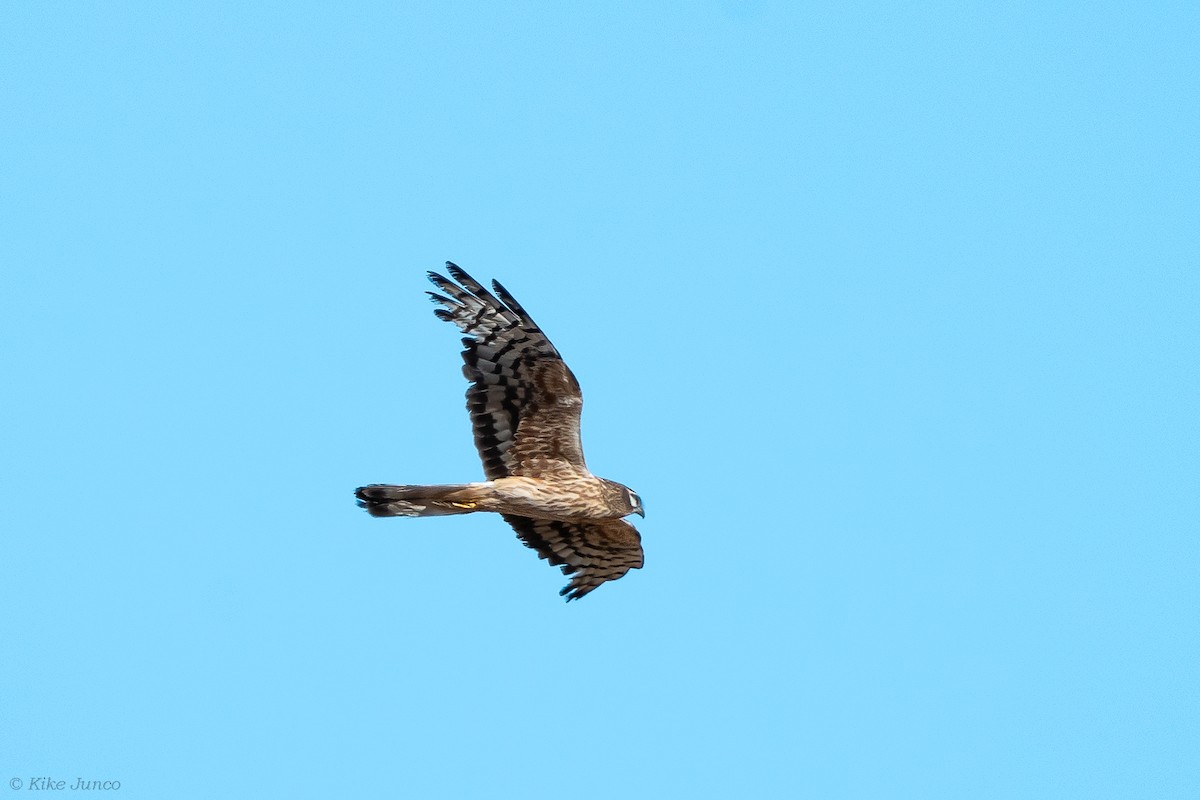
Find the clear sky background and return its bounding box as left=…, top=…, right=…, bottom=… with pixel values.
left=1, top=2, right=1197, bottom=798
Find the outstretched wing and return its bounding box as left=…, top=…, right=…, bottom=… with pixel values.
left=427, top=263, right=586, bottom=479
left=502, top=515, right=644, bottom=601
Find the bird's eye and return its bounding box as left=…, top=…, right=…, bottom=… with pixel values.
left=628, top=491, right=641, bottom=508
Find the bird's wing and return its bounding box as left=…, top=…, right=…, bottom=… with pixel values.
left=501, top=515, right=644, bottom=601
left=428, top=263, right=586, bottom=479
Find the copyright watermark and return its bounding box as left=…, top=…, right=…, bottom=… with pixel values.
left=9, top=777, right=121, bottom=791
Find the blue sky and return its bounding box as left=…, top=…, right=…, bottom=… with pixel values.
left=1, top=2, right=1197, bottom=797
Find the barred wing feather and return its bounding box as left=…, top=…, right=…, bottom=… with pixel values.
left=502, top=515, right=644, bottom=601
left=427, top=263, right=587, bottom=479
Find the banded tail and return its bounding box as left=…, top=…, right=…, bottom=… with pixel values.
left=355, top=484, right=482, bottom=518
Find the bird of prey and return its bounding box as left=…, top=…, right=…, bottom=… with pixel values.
left=355, top=263, right=645, bottom=601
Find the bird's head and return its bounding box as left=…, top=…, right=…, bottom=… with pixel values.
left=623, top=487, right=645, bottom=518
left=600, top=479, right=645, bottom=518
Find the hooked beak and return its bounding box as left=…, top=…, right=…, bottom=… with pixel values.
left=635, top=507, right=645, bottom=518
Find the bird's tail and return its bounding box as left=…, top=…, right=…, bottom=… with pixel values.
left=355, top=484, right=485, bottom=518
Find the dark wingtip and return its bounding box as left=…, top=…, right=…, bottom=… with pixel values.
left=560, top=582, right=591, bottom=602
left=490, top=278, right=533, bottom=322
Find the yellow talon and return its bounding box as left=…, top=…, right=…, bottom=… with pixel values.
left=450, top=501, right=477, bottom=509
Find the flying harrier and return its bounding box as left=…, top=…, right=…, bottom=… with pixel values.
left=355, top=263, right=644, bottom=600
